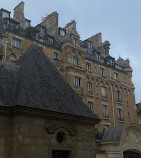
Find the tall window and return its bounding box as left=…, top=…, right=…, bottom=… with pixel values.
left=87, top=82, right=92, bottom=91
left=100, top=67, right=104, bottom=76
left=117, top=91, right=122, bottom=102
left=2, top=11, right=9, bottom=18
left=88, top=101, right=93, bottom=111
left=60, top=29, right=65, bottom=36
left=73, top=56, right=79, bottom=65
left=74, top=76, right=81, bottom=87
left=86, top=62, right=91, bottom=70
left=54, top=52, right=59, bottom=60
left=11, top=37, right=21, bottom=49
left=73, top=38, right=77, bottom=45
left=101, top=87, right=107, bottom=99
left=118, top=108, right=123, bottom=121
left=114, top=72, right=118, bottom=80
left=103, top=105, right=108, bottom=118
left=87, top=42, right=93, bottom=49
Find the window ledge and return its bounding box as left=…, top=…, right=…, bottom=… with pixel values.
left=118, top=119, right=124, bottom=123
left=117, top=101, right=123, bottom=105
left=103, top=116, right=110, bottom=120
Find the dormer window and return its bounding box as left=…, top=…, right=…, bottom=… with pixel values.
left=73, top=38, right=77, bottom=45
left=60, top=29, right=66, bottom=36
left=25, top=19, right=31, bottom=28
left=1, top=10, right=10, bottom=19
left=87, top=41, right=93, bottom=49
left=40, top=27, right=45, bottom=36
left=47, top=37, right=54, bottom=45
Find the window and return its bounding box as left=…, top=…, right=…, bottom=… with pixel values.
left=86, top=62, right=91, bottom=70
left=87, top=82, right=92, bottom=91
left=88, top=101, right=93, bottom=111
left=74, top=76, right=81, bottom=87
left=101, top=87, right=107, bottom=99
left=2, top=11, right=9, bottom=18
left=100, top=67, right=104, bottom=76
left=60, top=29, right=65, bottom=36
left=73, top=38, right=77, bottom=45
left=25, top=20, right=30, bottom=28
left=87, top=42, right=93, bottom=49
left=103, top=105, right=108, bottom=118
left=11, top=37, right=21, bottom=49
left=73, top=56, right=79, bottom=65
left=47, top=37, right=54, bottom=45
left=40, top=27, right=45, bottom=36
left=114, top=73, right=118, bottom=80
left=117, top=91, right=122, bottom=102
left=118, top=108, right=123, bottom=121
left=54, top=52, right=59, bottom=60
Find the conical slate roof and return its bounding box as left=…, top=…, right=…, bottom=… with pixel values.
left=0, top=43, right=99, bottom=120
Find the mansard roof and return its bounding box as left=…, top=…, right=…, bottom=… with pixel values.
left=0, top=17, right=4, bottom=33
left=0, top=43, right=100, bottom=121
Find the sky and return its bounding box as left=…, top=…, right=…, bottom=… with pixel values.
left=1, top=0, right=141, bottom=103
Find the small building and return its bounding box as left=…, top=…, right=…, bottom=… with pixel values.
left=0, top=43, right=100, bottom=158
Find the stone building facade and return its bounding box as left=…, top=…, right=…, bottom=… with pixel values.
left=0, top=2, right=138, bottom=134
left=0, top=2, right=141, bottom=158
left=0, top=43, right=99, bottom=158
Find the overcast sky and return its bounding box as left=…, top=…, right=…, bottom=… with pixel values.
left=1, top=0, right=141, bottom=103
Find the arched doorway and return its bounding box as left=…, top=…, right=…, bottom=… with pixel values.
left=123, top=150, right=141, bottom=158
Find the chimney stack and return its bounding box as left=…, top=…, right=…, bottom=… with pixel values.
left=13, top=1, right=26, bottom=29
left=40, top=12, right=58, bottom=37
left=103, top=40, right=110, bottom=56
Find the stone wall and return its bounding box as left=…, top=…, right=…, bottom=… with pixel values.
left=0, top=113, right=97, bottom=158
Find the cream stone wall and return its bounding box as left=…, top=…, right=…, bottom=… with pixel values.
left=1, top=30, right=138, bottom=132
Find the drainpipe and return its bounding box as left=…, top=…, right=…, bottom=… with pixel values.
left=4, top=41, right=8, bottom=62
left=111, top=84, right=116, bottom=126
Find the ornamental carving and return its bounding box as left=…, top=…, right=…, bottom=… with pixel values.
left=120, top=126, right=141, bottom=151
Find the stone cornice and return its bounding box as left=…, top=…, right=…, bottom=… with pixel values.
left=0, top=105, right=100, bottom=125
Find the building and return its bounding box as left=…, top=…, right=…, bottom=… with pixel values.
left=0, top=43, right=99, bottom=158
left=136, top=102, right=141, bottom=125
left=0, top=2, right=141, bottom=158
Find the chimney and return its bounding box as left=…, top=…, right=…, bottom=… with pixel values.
left=103, top=40, right=110, bottom=56
left=88, top=33, right=102, bottom=52
left=13, top=1, right=26, bottom=29
left=40, top=12, right=58, bottom=37
left=65, top=20, right=76, bottom=33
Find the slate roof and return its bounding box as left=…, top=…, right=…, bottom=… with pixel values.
left=0, top=17, right=4, bottom=33
left=102, top=124, right=127, bottom=141
left=0, top=43, right=100, bottom=120
left=116, top=57, right=130, bottom=68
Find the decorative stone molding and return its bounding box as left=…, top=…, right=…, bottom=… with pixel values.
left=46, top=122, right=78, bottom=136
left=120, top=124, right=141, bottom=153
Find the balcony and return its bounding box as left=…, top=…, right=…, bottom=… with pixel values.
left=101, top=95, right=108, bottom=100
left=117, top=98, right=122, bottom=104
left=103, top=114, right=109, bottom=119
left=118, top=117, right=124, bottom=122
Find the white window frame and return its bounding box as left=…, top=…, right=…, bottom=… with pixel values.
left=100, top=67, right=104, bottom=76
left=73, top=56, right=79, bottom=65
left=54, top=52, right=59, bottom=60
left=87, top=82, right=92, bottom=91
left=88, top=101, right=93, bottom=111
left=103, top=105, right=108, bottom=118
left=118, top=108, right=123, bottom=121
left=74, top=76, right=81, bottom=87
left=11, top=37, right=22, bottom=49
left=86, top=62, right=91, bottom=70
